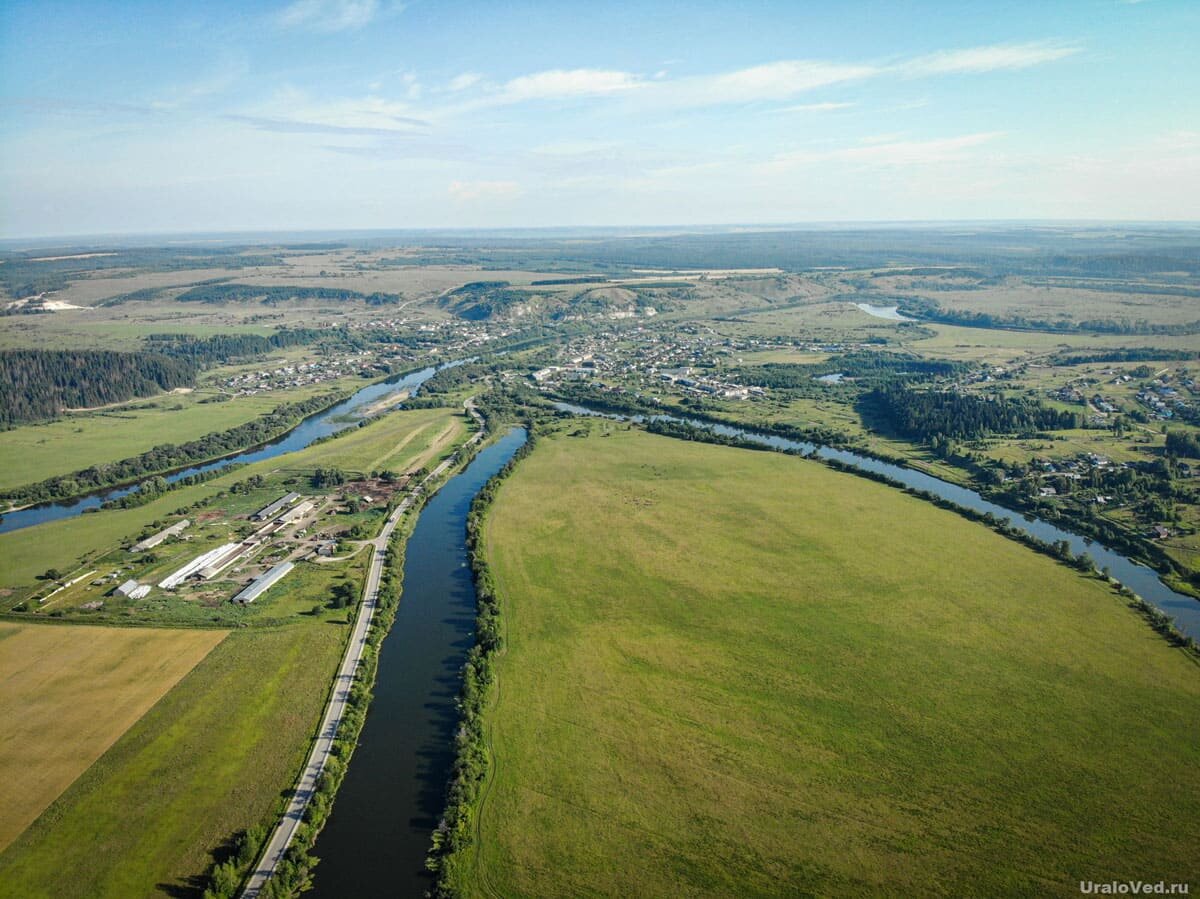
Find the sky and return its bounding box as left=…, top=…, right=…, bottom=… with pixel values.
left=1, top=0, right=1198, bottom=238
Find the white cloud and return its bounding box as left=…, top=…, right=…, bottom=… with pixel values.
left=278, top=0, right=381, bottom=32
left=900, top=41, right=1080, bottom=76
left=447, top=72, right=483, bottom=92
left=449, top=179, right=522, bottom=202
left=499, top=69, right=642, bottom=102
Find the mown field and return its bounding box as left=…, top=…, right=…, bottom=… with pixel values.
left=469, top=425, right=1200, bottom=897
left=0, top=622, right=346, bottom=898
left=0, top=623, right=226, bottom=851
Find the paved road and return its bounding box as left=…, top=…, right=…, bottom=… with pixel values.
left=241, top=401, right=484, bottom=898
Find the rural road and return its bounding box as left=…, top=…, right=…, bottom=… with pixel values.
left=242, top=399, right=485, bottom=898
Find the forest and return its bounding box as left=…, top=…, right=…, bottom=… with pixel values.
left=0, top=349, right=195, bottom=426
left=870, top=384, right=1080, bottom=443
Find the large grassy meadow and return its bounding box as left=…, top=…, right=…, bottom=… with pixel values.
left=469, top=424, right=1200, bottom=897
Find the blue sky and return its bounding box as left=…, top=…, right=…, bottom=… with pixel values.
left=1, top=0, right=1197, bottom=237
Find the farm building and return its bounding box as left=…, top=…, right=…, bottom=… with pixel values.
left=115, top=579, right=140, bottom=597
left=253, top=492, right=302, bottom=521
left=131, top=519, right=191, bottom=553
left=158, top=543, right=239, bottom=589
left=231, top=561, right=295, bottom=605
left=277, top=500, right=315, bottom=524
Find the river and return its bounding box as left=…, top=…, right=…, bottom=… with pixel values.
left=0, top=362, right=463, bottom=535
left=306, top=426, right=528, bottom=899
left=554, top=402, right=1200, bottom=641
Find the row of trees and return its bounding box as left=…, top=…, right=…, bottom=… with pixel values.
left=0, top=349, right=196, bottom=425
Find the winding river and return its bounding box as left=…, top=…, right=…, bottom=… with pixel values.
left=0, top=362, right=462, bottom=535
left=554, top=402, right=1200, bottom=641
left=307, top=426, right=528, bottom=899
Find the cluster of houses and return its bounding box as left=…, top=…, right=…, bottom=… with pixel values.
left=216, top=354, right=378, bottom=396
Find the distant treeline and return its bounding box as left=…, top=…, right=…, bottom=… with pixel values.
left=898, top=296, right=1200, bottom=336
left=0, top=349, right=195, bottom=426
left=176, top=283, right=400, bottom=305
left=870, top=384, right=1079, bottom=443
left=144, top=329, right=323, bottom=365
left=0, top=391, right=346, bottom=506
left=1051, top=348, right=1197, bottom=366
left=530, top=276, right=607, bottom=285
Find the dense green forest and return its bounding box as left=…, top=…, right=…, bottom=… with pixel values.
left=728, top=352, right=962, bottom=391
left=870, top=384, right=1080, bottom=443
left=143, top=329, right=323, bottom=365
left=1051, top=348, right=1197, bottom=365
left=0, top=391, right=346, bottom=506
left=175, top=283, right=400, bottom=305
left=0, top=350, right=195, bottom=426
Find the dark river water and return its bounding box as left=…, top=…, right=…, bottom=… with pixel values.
left=0, top=362, right=463, bottom=535
left=555, top=402, right=1200, bottom=641
left=307, top=426, right=527, bottom=899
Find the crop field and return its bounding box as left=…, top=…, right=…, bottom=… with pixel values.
left=0, top=622, right=226, bottom=851
left=0, top=623, right=346, bottom=898
left=468, top=425, right=1200, bottom=897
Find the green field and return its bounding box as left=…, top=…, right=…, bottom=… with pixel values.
left=0, top=379, right=360, bottom=493
left=0, top=623, right=345, bottom=898
left=467, top=424, right=1200, bottom=897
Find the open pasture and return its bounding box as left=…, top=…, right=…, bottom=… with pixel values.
left=468, top=425, right=1200, bottom=897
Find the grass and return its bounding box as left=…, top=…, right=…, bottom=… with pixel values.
left=0, top=622, right=346, bottom=899
left=0, top=622, right=226, bottom=852
left=467, top=424, right=1200, bottom=897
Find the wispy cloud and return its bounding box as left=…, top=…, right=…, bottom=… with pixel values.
left=447, top=72, right=483, bottom=92
left=777, top=101, right=855, bottom=113
left=228, top=91, right=429, bottom=136
left=498, top=69, right=643, bottom=102
left=899, top=41, right=1080, bottom=76
left=764, top=132, right=1003, bottom=171
left=277, top=0, right=383, bottom=32
left=449, top=179, right=522, bottom=202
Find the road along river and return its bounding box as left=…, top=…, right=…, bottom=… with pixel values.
left=302, top=426, right=527, bottom=899
left=555, top=402, right=1200, bottom=641
left=0, top=361, right=464, bottom=535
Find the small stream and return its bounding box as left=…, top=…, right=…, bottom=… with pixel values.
left=307, top=426, right=528, bottom=899
left=554, top=402, right=1200, bottom=640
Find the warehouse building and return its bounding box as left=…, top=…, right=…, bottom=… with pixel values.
left=253, top=492, right=302, bottom=521
left=231, top=561, right=295, bottom=605
left=131, top=519, right=190, bottom=553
